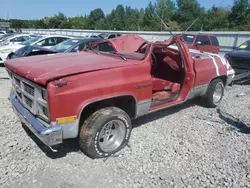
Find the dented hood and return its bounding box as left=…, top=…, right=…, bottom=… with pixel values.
left=4, top=52, right=131, bottom=85
left=105, top=34, right=146, bottom=52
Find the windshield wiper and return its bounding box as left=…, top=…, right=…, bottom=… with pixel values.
left=90, top=48, right=99, bottom=55
left=83, top=45, right=99, bottom=55
left=119, top=55, right=127, bottom=61
left=111, top=51, right=126, bottom=61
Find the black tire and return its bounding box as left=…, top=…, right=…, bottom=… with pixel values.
left=201, top=78, right=224, bottom=108
left=79, top=107, right=132, bottom=159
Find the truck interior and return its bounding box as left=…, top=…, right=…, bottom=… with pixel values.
left=150, top=42, right=186, bottom=106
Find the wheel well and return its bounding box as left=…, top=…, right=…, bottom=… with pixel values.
left=79, top=96, right=137, bottom=126
left=211, top=75, right=227, bottom=86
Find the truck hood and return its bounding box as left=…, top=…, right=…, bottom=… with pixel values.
left=4, top=52, right=131, bottom=85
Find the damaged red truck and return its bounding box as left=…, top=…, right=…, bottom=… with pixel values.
left=5, top=34, right=235, bottom=159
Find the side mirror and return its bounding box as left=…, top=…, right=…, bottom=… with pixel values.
left=232, top=46, right=237, bottom=50
left=36, top=42, right=42, bottom=46
left=195, top=41, right=202, bottom=46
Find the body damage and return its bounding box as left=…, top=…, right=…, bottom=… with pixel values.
left=91, top=34, right=146, bottom=52
left=5, top=51, right=137, bottom=85
left=5, top=36, right=234, bottom=121
left=47, top=61, right=152, bottom=121
left=5, top=35, right=234, bottom=148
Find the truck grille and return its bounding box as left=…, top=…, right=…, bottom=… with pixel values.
left=7, top=69, right=50, bottom=122
left=23, top=82, right=35, bottom=96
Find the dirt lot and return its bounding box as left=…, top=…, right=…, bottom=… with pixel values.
left=0, top=66, right=250, bottom=188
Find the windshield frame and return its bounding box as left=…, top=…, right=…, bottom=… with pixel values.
left=87, top=41, right=152, bottom=61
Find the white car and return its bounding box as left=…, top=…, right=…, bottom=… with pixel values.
left=0, top=34, right=35, bottom=46
left=0, top=35, right=72, bottom=64
left=0, top=31, right=6, bottom=37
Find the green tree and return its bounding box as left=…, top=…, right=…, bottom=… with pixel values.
left=123, top=6, right=141, bottom=30
left=174, top=0, right=205, bottom=31
left=87, top=8, right=105, bottom=29
left=155, top=0, right=180, bottom=31
left=204, top=6, right=230, bottom=31
left=70, top=16, right=88, bottom=29
left=229, top=0, right=250, bottom=30
left=143, top=2, right=159, bottom=31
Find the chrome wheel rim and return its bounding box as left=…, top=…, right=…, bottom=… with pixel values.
left=98, top=119, right=126, bottom=153
left=213, top=82, right=223, bottom=104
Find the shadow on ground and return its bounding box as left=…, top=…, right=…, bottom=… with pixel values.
left=217, top=109, right=250, bottom=134
left=22, top=124, right=80, bottom=159
left=21, top=99, right=199, bottom=159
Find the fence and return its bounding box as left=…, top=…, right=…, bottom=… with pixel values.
left=22, top=29, right=250, bottom=52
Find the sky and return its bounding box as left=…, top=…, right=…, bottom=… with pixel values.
left=1, top=0, right=234, bottom=20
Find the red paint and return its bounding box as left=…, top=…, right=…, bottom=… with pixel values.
left=4, top=35, right=232, bottom=122
left=180, top=33, right=220, bottom=54
left=91, top=34, right=146, bottom=52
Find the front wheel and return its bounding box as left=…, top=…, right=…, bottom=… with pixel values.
left=201, top=78, right=225, bottom=108
left=79, top=107, right=132, bottom=159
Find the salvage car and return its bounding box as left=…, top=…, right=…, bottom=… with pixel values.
left=0, top=35, right=71, bottom=64
left=0, top=34, right=36, bottom=46
left=180, top=33, right=220, bottom=54
left=7, top=37, right=104, bottom=59
left=5, top=34, right=234, bottom=159
left=225, top=40, right=250, bottom=74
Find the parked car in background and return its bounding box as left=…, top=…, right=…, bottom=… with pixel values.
left=91, top=33, right=122, bottom=39
left=225, top=40, right=250, bottom=75
left=0, top=35, right=72, bottom=64
left=7, top=37, right=103, bottom=59
left=0, top=34, right=37, bottom=46
left=180, top=33, right=220, bottom=54
left=0, top=31, right=6, bottom=36
left=0, top=33, right=16, bottom=41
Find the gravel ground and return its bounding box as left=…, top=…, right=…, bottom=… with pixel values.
left=0, top=66, right=250, bottom=188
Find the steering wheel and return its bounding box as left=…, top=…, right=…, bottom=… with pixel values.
left=136, top=41, right=149, bottom=53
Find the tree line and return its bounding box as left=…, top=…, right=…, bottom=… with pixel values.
left=1, top=0, right=250, bottom=31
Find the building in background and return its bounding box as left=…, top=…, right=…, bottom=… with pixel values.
left=0, top=22, right=10, bottom=31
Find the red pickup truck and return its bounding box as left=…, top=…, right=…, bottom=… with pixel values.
left=180, top=33, right=220, bottom=54
left=5, top=34, right=234, bottom=159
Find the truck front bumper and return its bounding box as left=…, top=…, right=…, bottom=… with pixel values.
left=10, top=90, right=63, bottom=147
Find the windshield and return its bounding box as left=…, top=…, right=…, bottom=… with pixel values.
left=182, top=34, right=195, bottom=44
left=237, top=41, right=250, bottom=51
left=51, top=38, right=81, bottom=51
left=21, top=36, right=42, bottom=45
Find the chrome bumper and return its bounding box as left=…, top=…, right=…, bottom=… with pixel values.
left=10, top=90, right=63, bottom=147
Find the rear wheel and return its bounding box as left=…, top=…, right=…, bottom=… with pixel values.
left=201, top=78, right=224, bottom=108
left=79, top=107, right=132, bottom=159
